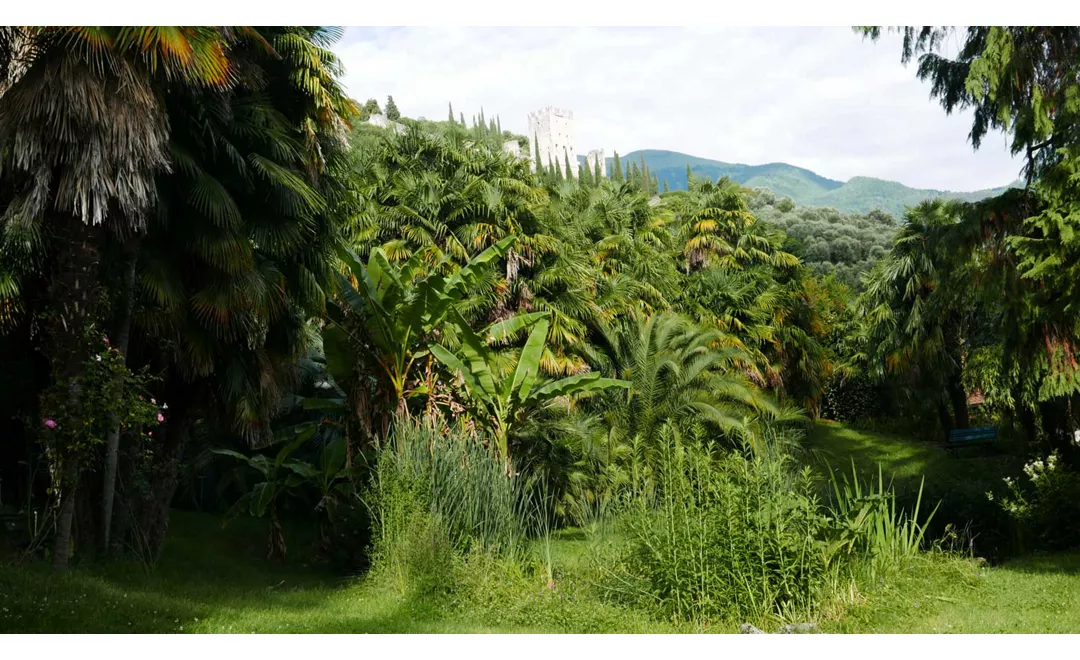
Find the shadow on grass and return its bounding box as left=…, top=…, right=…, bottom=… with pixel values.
left=0, top=509, right=496, bottom=633
left=999, top=552, right=1080, bottom=576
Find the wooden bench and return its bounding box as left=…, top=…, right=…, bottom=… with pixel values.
left=946, top=426, right=998, bottom=452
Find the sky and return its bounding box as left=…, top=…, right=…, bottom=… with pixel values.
left=334, top=27, right=1023, bottom=193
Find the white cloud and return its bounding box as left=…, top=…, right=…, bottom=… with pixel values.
left=335, top=27, right=1023, bottom=192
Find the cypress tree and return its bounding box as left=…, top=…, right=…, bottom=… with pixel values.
left=361, top=98, right=381, bottom=120
left=564, top=149, right=574, bottom=183
left=595, top=158, right=603, bottom=181
left=663, top=179, right=669, bottom=193
left=448, top=102, right=455, bottom=124
left=630, top=162, right=640, bottom=189
left=534, top=134, right=544, bottom=174
left=554, top=157, right=563, bottom=181
left=652, top=172, right=659, bottom=192
left=580, top=159, right=593, bottom=187
left=613, top=152, right=624, bottom=182
left=686, top=164, right=692, bottom=188
left=460, top=111, right=466, bottom=125
left=385, top=95, right=400, bottom=120
left=497, top=116, right=502, bottom=135
left=490, top=118, right=497, bottom=135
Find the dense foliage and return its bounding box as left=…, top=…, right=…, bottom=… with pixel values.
left=3, top=24, right=1080, bottom=634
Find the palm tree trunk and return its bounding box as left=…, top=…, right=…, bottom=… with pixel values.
left=947, top=372, right=970, bottom=429
left=51, top=457, right=80, bottom=569
left=937, top=402, right=954, bottom=437
left=101, top=241, right=139, bottom=553
left=44, top=212, right=104, bottom=570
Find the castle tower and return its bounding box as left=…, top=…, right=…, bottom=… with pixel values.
left=585, top=149, right=606, bottom=178
left=528, top=106, right=579, bottom=176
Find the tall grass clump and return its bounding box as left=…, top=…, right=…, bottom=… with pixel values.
left=824, top=461, right=938, bottom=580
left=365, top=416, right=537, bottom=597
left=605, top=426, right=830, bottom=626
left=603, top=425, right=941, bottom=628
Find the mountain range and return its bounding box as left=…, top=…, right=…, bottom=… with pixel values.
left=603, top=150, right=1021, bottom=218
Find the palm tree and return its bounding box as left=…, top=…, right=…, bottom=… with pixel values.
left=855, top=199, right=976, bottom=432
left=116, top=26, right=358, bottom=559
left=589, top=312, right=782, bottom=495
left=0, top=26, right=237, bottom=569
left=666, top=176, right=799, bottom=273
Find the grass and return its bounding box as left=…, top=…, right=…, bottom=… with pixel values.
left=830, top=552, right=1080, bottom=633
left=804, top=420, right=1022, bottom=486
left=2, top=422, right=1077, bottom=633
left=805, top=420, right=1025, bottom=559
left=0, top=511, right=669, bottom=633
left=3, top=510, right=1078, bottom=633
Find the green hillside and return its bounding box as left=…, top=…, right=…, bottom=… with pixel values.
left=609, top=149, right=1019, bottom=217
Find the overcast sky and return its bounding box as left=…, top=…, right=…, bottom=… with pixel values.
left=335, top=27, right=1023, bottom=192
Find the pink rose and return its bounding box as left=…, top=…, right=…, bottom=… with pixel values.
left=157, top=413, right=165, bottom=423
left=44, top=419, right=57, bottom=429
left=103, top=337, right=110, bottom=345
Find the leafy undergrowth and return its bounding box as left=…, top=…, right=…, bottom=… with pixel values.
left=2, top=510, right=1079, bottom=633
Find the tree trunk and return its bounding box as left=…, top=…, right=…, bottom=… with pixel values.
left=1019, top=404, right=1038, bottom=444
left=133, top=385, right=194, bottom=561
left=947, top=372, right=970, bottom=429
left=937, top=401, right=954, bottom=437
left=50, top=457, right=80, bottom=570
left=42, top=212, right=103, bottom=570
left=101, top=241, right=139, bottom=553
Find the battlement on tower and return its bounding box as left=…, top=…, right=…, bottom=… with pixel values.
left=527, top=106, right=574, bottom=122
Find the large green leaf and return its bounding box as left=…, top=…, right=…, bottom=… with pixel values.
left=449, top=313, right=499, bottom=400
left=510, top=317, right=550, bottom=404
left=484, top=311, right=548, bottom=345
left=252, top=481, right=277, bottom=517
left=446, top=234, right=517, bottom=295
left=430, top=343, right=493, bottom=405
left=529, top=372, right=631, bottom=402
left=283, top=460, right=319, bottom=480
left=321, top=323, right=356, bottom=389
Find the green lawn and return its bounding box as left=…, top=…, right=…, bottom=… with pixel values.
left=2, top=422, right=1078, bottom=634
left=832, top=552, right=1080, bottom=633
left=0, top=512, right=668, bottom=634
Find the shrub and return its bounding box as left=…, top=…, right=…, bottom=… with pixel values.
left=820, top=375, right=882, bottom=423
left=990, top=451, right=1080, bottom=552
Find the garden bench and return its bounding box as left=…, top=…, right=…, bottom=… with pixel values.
left=945, top=426, right=998, bottom=453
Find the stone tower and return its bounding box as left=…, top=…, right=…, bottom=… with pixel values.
left=528, top=106, right=578, bottom=176
left=585, top=149, right=606, bottom=178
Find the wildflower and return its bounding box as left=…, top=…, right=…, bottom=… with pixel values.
left=157, top=413, right=165, bottom=423
left=104, top=337, right=110, bottom=345
left=162, top=403, right=168, bottom=410
left=43, top=419, right=57, bottom=430
left=151, top=398, right=157, bottom=404
left=95, top=355, right=102, bottom=362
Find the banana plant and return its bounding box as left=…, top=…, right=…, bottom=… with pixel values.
left=430, top=311, right=630, bottom=469
left=323, top=234, right=519, bottom=439
left=213, top=426, right=356, bottom=559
